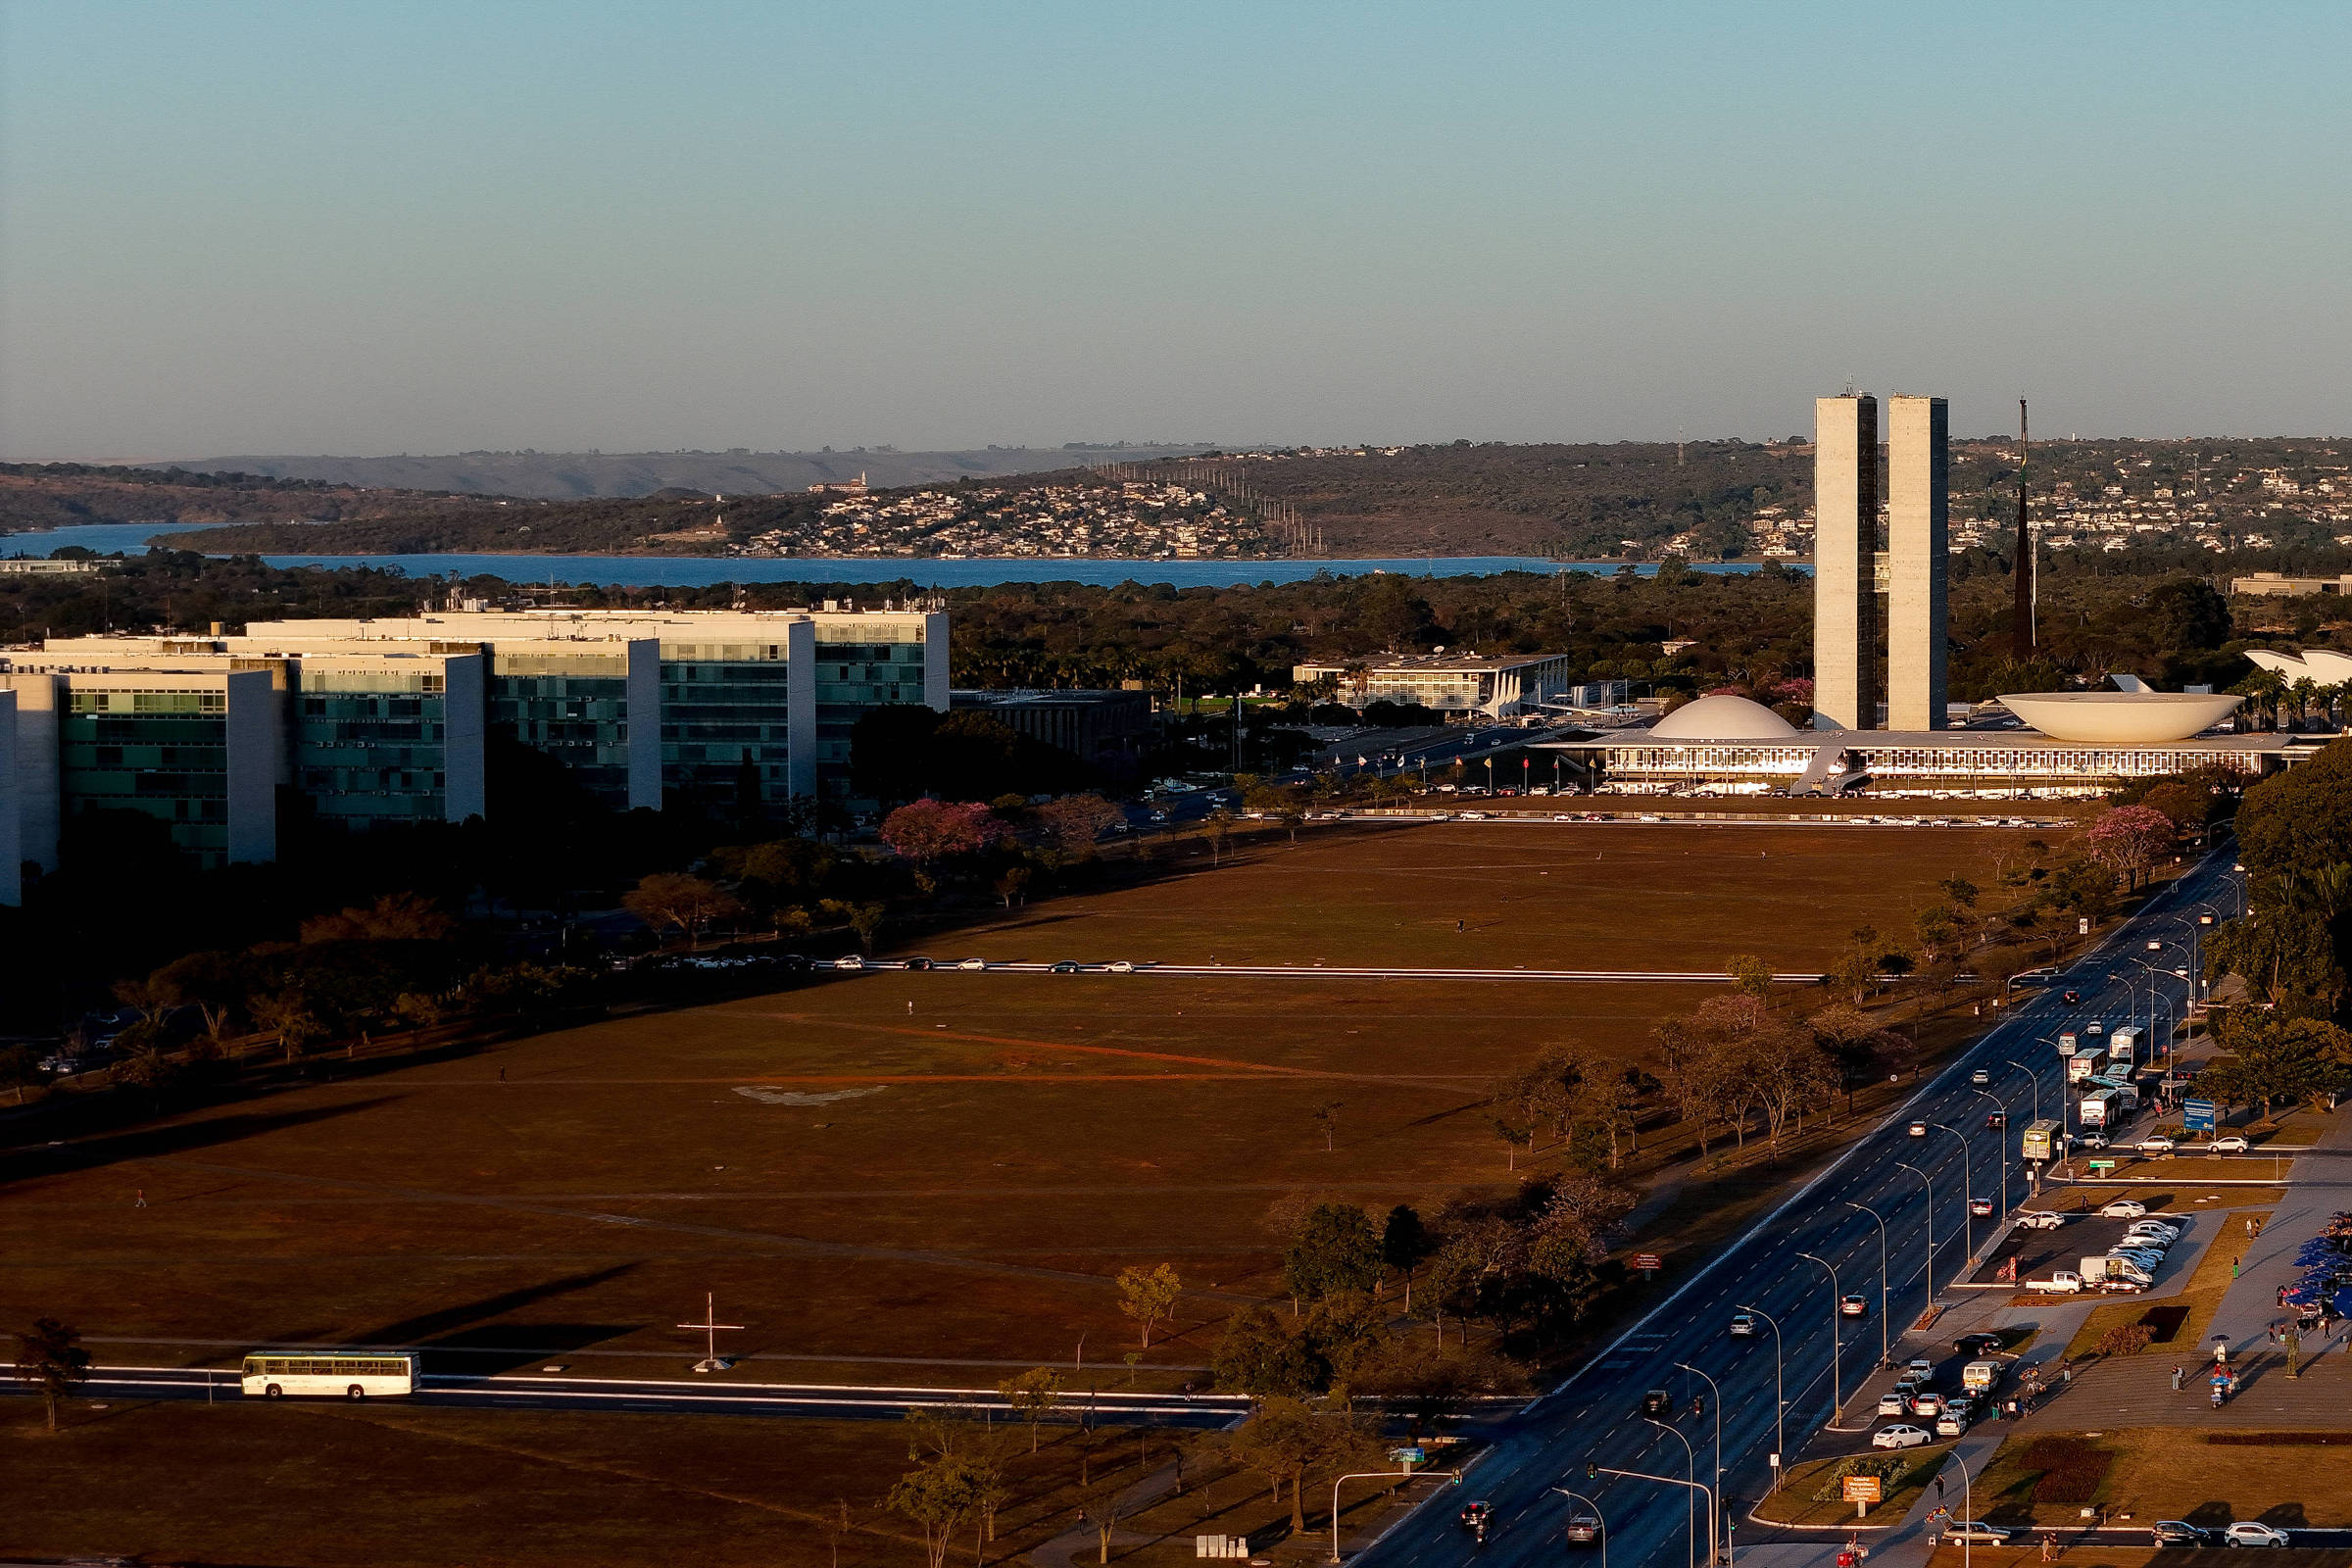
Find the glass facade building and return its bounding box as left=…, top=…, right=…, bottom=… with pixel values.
left=292, top=654, right=486, bottom=827
left=485, top=642, right=660, bottom=811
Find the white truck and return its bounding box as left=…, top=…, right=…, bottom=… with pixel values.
left=1963, top=1359, right=2001, bottom=1394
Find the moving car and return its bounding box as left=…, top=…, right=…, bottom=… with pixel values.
left=2137, top=1136, right=2176, bottom=1157
left=1459, top=1501, right=1493, bottom=1532
left=1106, top=959, right=1137, bottom=973
left=1728, top=1312, right=1758, bottom=1339
left=903, top=956, right=936, bottom=971
left=1984, top=1111, right=2009, bottom=1129
left=958, top=957, right=988, bottom=971
left=1562, top=1513, right=1601, bottom=1545
left=2151, top=1522, right=2207, bottom=1547
left=1935, top=1407, right=1971, bottom=1438
left=832, top=955, right=866, bottom=971
left=2212, top=1135, right=2250, bottom=1154
left=2222, top=1522, right=2290, bottom=1548
left=1910, top=1391, right=1944, bottom=1418
left=2062, top=989, right=2082, bottom=1004
left=1877, top=1392, right=1910, bottom=1417
left=1840, top=1294, right=1869, bottom=1317
left=1050, top=960, right=1082, bottom=973
left=1969, top=1197, right=1996, bottom=1217
left=1872, top=1424, right=1932, bottom=1449
left=2100, top=1200, right=2148, bottom=1218
left=2078, top=1132, right=2110, bottom=1151
left=1642, top=1389, right=1671, bottom=1418
left=1945, top=1522, right=2013, bottom=1544
left=1953, top=1331, right=2004, bottom=1356
left=1972, top=1069, right=1992, bottom=1086
left=2017, top=1211, right=2067, bottom=1231
left=1905, top=1357, right=1936, bottom=1382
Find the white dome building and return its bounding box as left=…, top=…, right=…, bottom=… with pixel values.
left=1646, top=694, right=1801, bottom=741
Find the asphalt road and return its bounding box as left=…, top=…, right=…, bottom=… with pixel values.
left=34, top=1365, right=1253, bottom=1428
left=1363, top=849, right=2239, bottom=1568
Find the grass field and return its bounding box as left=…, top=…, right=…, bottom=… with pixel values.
left=0, top=821, right=2057, bottom=1563
left=1972, top=1427, right=2352, bottom=1528
left=2064, top=1209, right=2271, bottom=1361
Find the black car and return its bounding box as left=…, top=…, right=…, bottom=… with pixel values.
left=1051, top=960, right=1083, bottom=974
left=903, top=956, right=937, bottom=971
left=1459, top=1501, right=1493, bottom=1531
left=2150, top=1522, right=2206, bottom=1547
left=1642, top=1389, right=1671, bottom=1418
left=2062, top=989, right=2081, bottom=1004
left=1985, top=1111, right=2008, bottom=1129
left=1953, top=1332, right=2003, bottom=1356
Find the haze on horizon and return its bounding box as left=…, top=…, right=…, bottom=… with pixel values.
left=4, top=2, right=2349, bottom=463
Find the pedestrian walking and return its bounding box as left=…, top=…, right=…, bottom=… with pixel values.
left=133, top=1188, right=146, bottom=1208
left=1936, top=1476, right=1945, bottom=1500
left=2171, top=1364, right=2183, bottom=1392
left=498, top=1066, right=506, bottom=1081
left=2041, top=1533, right=2055, bottom=1562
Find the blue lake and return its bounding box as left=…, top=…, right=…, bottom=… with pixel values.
left=3, top=522, right=1809, bottom=589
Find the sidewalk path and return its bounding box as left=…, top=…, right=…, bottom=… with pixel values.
left=2207, top=1110, right=2352, bottom=1353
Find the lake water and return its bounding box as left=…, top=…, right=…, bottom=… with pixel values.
left=3, top=521, right=1808, bottom=588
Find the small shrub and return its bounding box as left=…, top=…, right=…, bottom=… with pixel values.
left=1811, top=1453, right=1907, bottom=1503
left=2097, top=1322, right=2156, bottom=1357
left=2022, top=1436, right=2113, bottom=1504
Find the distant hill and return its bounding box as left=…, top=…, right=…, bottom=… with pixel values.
left=171, top=446, right=1215, bottom=500
left=0, top=461, right=490, bottom=533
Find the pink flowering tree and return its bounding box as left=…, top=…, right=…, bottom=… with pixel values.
left=881, top=799, right=1005, bottom=892
left=2088, top=804, right=2178, bottom=892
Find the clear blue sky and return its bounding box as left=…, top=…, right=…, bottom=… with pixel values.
left=4, top=1, right=2348, bottom=459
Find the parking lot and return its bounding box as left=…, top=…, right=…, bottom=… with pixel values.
left=1966, top=1203, right=2212, bottom=1290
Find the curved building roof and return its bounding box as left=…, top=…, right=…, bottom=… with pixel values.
left=1648, top=693, right=1801, bottom=740
left=1999, top=691, right=2242, bottom=744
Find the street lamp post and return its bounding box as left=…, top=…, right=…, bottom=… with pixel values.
left=1327, top=1470, right=1452, bottom=1562
left=1915, top=1122, right=1977, bottom=1261
left=1797, top=1250, right=1853, bottom=1427
left=1674, top=1360, right=1725, bottom=1557
left=1971, top=1090, right=2012, bottom=1218
left=1548, top=1489, right=1607, bottom=1568
left=1736, top=1302, right=1787, bottom=1486
left=1645, top=1417, right=1706, bottom=1568
left=1844, top=1202, right=1892, bottom=1367
left=1892, top=1162, right=1936, bottom=1298
left=1590, top=1463, right=1712, bottom=1568
left=2003, top=1059, right=2040, bottom=1126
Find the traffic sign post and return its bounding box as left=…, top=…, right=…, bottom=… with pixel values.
left=1843, top=1474, right=1883, bottom=1518
left=1634, top=1252, right=1662, bottom=1278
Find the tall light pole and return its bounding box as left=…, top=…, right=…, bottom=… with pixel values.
left=1645, top=1417, right=1705, bottom=1568
left=1736, top=1302, right=1787, bottom=1486
left=1893, top=1162, right=1936, bottom=1298
left=1844, top=1202, right=1892, bottom=1367
left=2003, top=1058, right=2041, bottom=1126
left=1913, top=1121, right=1977, bottom=1260
left=1590, top=1462, right=1711, bottom=1568
left=1797, top=1250, right=1853, bottom=1427
left=1675, top=1360, right=1725, bottom=1559
left=1549, top=1488, right=1607, bottom=1568
left=1971, top=1090, right=2012, bottom=1218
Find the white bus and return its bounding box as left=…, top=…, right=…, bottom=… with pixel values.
left=2108, top=1025, right=2142, bottom=1066
left=242, top=1350, right=417, bottom=1400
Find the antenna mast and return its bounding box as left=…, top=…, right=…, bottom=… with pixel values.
left=2011, top=398, right=2034, bottom=661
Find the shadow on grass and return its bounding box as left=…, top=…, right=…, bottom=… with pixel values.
left=363, top=1264, right=639, bottom=1372
left=0, top=1096, right=398, bottom=1190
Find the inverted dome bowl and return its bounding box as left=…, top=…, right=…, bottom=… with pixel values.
left=1998, top=691, right=2242, bottom=744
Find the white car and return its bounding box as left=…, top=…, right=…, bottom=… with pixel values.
left=2126, top=1221, right=2181, bottom=1244
left=2111, top=1250, right=2166, bottom=1270
left=2017, top=1211, right=2067, bottom=1231
left=2137, top=1137, right=2176, bottom=1157
left=1972, top=1069, right=1992, bottom=1086
left=2212, top=1136, right=2250, bottom=1154
left=1935, top=1408, right=1972, bottom=1438
left=2078, top=1132, right=2109, bottom=1150
left=1106, top=960, right=1137, bottom=974
left=958, top=958, right=987, bottom=971
left=1872, top=1424, right=1933, bottom=1449
left=1458, top=810, right=1489, bottom=821
left=2099, top=1200, right=2148, bottom=1218
left=1877, top=1392, right=1910, bottom=1416
left=832, top=955, right=866, bottom=971
left=2223, top=1522, right=2291, bottom=1548
left=1946, top=1522, right=2013, bottom=1544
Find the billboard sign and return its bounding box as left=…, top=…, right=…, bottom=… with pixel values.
left=2183, top=1099, right=2218, bottom=1132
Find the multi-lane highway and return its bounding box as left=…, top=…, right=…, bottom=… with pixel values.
left=1363, top=847, right=2237, bottom=1568
left=50, top=1364, right=1252, bottom=1428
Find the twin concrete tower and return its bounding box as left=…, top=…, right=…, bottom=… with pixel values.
left=1813, top=393, right=1947, bottom=731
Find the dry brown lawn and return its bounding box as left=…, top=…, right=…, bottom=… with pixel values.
left=1972, top=1427, right=2352, bottom=1529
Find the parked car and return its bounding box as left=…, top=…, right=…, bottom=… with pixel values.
left=2100, top=1200, right=2148, bottom=1218
left=1728, top=1312, right=1758, bottom=1339
left=2126, top=1221, right=2181, bottom=1243
left=1872, top=1424, right=1933, bottom=1449
left=2017, top=1211, right=2066, bottom=1231
left=2151, top=1522, right=2207, bottom=1547
left=2222, top=1522, right=2290, bottom=1548
left=1946, top=1522, right=2013, bottom=1544
left=2212, top=1136, right=2250, bottom=1154
left=1840, top=1294, right=1869, bottom=1318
